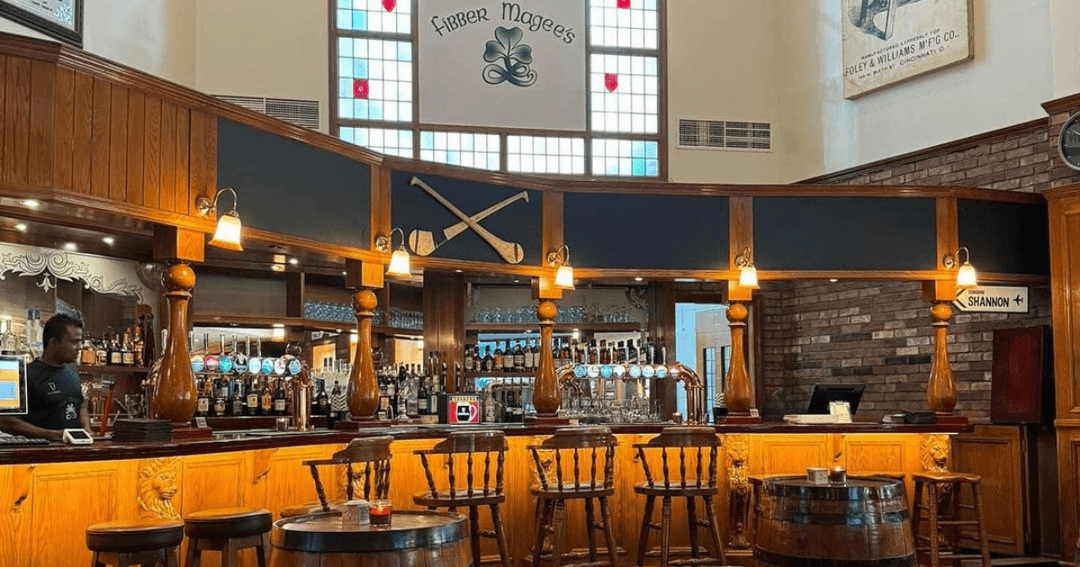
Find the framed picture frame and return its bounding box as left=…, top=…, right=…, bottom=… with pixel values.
left=0, top=0, right=83, bottom=48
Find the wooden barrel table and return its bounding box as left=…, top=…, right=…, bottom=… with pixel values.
left=754, top=476, right=914, bottom=567
left=271, top=510, right=471, bottom=567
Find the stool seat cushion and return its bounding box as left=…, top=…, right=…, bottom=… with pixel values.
left=412, top=489, right=506, bottom=508
left=184, top=507, right=272, bottom=539
left=912, top=472, right=981, bottom=483
left=86, top=519, right=184, bottom=552
left=632, top=482, right=719, bottom=497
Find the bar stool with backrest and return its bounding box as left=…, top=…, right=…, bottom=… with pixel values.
left=85, top=519, right=184, bottom=567
left=528, top=426, right=620, bottom=567
left=279, top=435, right=394, bottom=518
left=183, top=507, right=272, bottom=567
left=632, top=426, right=725, bottom=567
left=911, top=471, right=991, bottom=567
left=413, top=430, right=511, bottom=567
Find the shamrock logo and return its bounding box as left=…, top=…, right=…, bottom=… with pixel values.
left=482, top=26, right=537, bottom=87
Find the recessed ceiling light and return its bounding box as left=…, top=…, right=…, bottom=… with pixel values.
left=271, top=264, right=285, bottom=272
left=342, top=271, right=347, bottom=276
left=455, top=269, right=463, bottom=273
left=288, top=258, right=299, bottom=266
left=272, top=254, right=286, bottom=264
left=62, top=242, right=77, bottom=251
left=14, top=223, right=26, bottom=232
left=272, top=323, right=285, bottom=328
left=634, top=277, right=643, bottom=282
left=102, top=236, right=115, bottom=245
left=513, top=279, right=520, bottom=283
left=829, top=278, right=838, bottom=282
left=22, top=199, right=39, bottom=209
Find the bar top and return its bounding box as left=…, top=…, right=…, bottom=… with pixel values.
left=0, top=422, right=972, bottom=465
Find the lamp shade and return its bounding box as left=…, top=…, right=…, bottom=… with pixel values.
left=739, top=265, right=759, bottom=289
left=208, top=211, right=243, bottom=251
left=555, top=265, right=575, bottom=289
left=956, top=263, right=978, bottom=289
left=387, top=247, right=411, bottom=276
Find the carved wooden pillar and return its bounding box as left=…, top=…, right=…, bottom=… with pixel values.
left=725, top=434, right=751, bottom=549
left=533, top=299, right=560, bottom=417
left=927, top=301, right=957, bottom=416
left=347, top=288, right=380, bottom=420
left=150, top=262, right=198, bottom=424
left=724, top=300, right=754, bottom=417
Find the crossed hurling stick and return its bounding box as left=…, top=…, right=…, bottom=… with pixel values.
left=408, top=176, right=526, bottom=264
left=409, top=191, right=529, bottom=257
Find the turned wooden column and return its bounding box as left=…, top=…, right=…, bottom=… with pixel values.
left=927, top=301, right=957, bottom=416
left=533, top=299, right=560, bottom=417
left=150, top=262, right=198, bottom=423
left=348, top=289, right=380, bottom=420
left=724, top=300, right=753, bottom=416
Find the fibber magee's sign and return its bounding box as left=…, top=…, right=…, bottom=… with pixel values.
left=419, top=1, right=586, bottom=131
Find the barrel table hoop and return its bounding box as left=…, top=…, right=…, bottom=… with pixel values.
left=271, top=510, right=471, bottom=567
left=754, top=476, right=914, bottom=567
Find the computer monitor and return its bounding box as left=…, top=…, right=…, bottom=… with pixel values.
left=806, top=384, right=865, bottom=415
left=0, top=355, right=28, bottom=416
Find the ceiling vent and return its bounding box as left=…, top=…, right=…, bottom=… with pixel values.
left=215, top=95, right=320, bottom=130
left=678, top=118, right=771, bottom=151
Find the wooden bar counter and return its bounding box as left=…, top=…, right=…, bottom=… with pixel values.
left=0, top=423, right=968, bottom=567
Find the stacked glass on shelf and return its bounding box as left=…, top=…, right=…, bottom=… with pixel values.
left=559, top=335, right=669, bottom=424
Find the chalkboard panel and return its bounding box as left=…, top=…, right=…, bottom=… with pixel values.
left=391, top=171, right=542, bottom=265
left=754, top=197, right=936, bottom=271
left=563, top=193, right=728, bottom=270
left=958, top=199, right=1049, bottom=275
left=217, top=119, right=370, bottom=248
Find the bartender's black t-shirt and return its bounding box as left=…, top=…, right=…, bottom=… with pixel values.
left=24, top=359, right=83, bottom=430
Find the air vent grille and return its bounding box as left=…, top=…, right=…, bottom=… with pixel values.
left=678, top=119, right=771, bottom=150
left=215, top=95, right=320, bottom=130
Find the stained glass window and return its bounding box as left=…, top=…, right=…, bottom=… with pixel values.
left=592, top=138, right=659, bottom=177
left=340, top=127, right=413, bottom=158
left=508, top=136, right=587, bottom=175
left=420, top=131, right=501, bottom=170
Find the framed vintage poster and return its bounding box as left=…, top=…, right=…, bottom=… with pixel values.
left=0, top=0, right=82, bottom=47
left=842, top=0, right=973, bottom=99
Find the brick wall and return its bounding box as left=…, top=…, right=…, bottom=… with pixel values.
left=759, top=109, right=1077, bottom=421
left=757, top=281, right=1050, bottom=420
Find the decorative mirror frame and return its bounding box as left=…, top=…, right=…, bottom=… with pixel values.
left=0, top=0, right=83, bottom=47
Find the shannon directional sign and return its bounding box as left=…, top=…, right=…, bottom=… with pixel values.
left=953, top=286, right=1029, bottom=314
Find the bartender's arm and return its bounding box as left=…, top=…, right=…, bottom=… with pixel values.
left=0, top=417, right=63, bottom=441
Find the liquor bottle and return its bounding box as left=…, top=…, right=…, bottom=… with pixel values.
left=196, top=376, right=210, bottom=417
left=599, top=340, right=610, bottom=364
left=315, top=380, right=330, bottom=416
left=417, top=370, right=430, bottom=415
left=119, top=329, right=133, bottom=366
left=132, top=325, right=144, bottom=367
left=141, top=314, right=155, bottom=367
left=245, top=377, right=260, bottom=416
left=481, top=345, right=493, bottom=372
left=561, top=339, right=572, bottom=366
left=108, top=329, right=123, bottom=366
left=95, top=335, right=108, bottom=366
left=273, top=378, right=287, bottom=415
left=513, top=341, right=525, bottom=372
left=523, top=340, right=533, bottom=370
left=218, top=334, right=234, bottom=374
left=330, top=380, right=344, bottom=423
left=248, top=338, right=263, bottom=376
left=502, top=342, right=514, bottom=372
left=490, top=343, right=502, bottom=372
left=260, top=378, right=273, bottom=416
left=483, top=387, right=498, bottom=423
left=25, top=309, right=43, bottom=360
left=464, top=345, right=475, bottom=373
left=213, top=376, right=228, bottom=416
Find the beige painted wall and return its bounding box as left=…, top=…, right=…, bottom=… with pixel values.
left=666, top=0, right=783, bottom=183
left=193, top=0, right=329, bottom=132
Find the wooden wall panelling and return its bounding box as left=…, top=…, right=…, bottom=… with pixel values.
left=174, top=106, right=191, bottom=216
left=953, top=425, right=1026, bottom=555
left=51, top=66, right=73, bottom=191
left=936, top=196, right=959, bottom=271
left=260, top=444, right=338, bottom=518
left=3, top=55, right=30, bottom=185
left=189, top=111, right=216, bottom=217
left=422, top=272, right=465, bottom=388
left=158, top=101, right=176, bottom=212
left=751, top=434, right=830, bottom=475
left=27, top=59, right=54, bottom=188
left=70, top=70, right=92, bottom=195
left=126, top=90, right=145, bottom=206
left=0, top=55, right=5, bottom=183
left=89, top=76, right=110, bottom=198
left=647, top=282, right=676, bottom=418
left=29, top=460, right=135, bottom=567
left=143, top=95, right=161, bottom=209
left=107, top=84, right=127, bottom=202
left=179, top=451, right=252, bottom=516
left=0, top=465, right=33, bottom=566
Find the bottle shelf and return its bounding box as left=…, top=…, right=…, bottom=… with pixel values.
left=464, top=371, right=537, bottom=378
left=77, top=365, right=152, bottom=375
left=191, top=315, right=422, bottom=338
left=464, top=322, right=640, bottom=333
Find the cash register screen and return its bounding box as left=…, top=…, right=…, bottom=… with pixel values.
left=0, top=355, right=28, bottom=415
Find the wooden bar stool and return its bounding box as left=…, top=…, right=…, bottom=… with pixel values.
left=414, top=430, right=511, bottom=567
left=279, top=436, right=393, bottom=518
left=911, top=472, right=991, bottom=567
left=528, top=426, right=620, bottom=567
left=86, top=519, right=184, bottom=567
left=183, top=507, right=272, bottom=567
left=632, top=427, right=725, bottom=567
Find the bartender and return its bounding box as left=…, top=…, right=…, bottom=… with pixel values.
left=0, top=314, right=89, bottom=441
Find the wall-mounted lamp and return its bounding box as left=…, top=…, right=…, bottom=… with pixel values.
left=733, top=246, right=759, bottom=289
left=195, top=187, right=243, bottom=251
left=376, top=227, right=411, bottom=276
left=943, top=246, right=978, bottom=289
left=547, top=244, right=575, bottom=290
